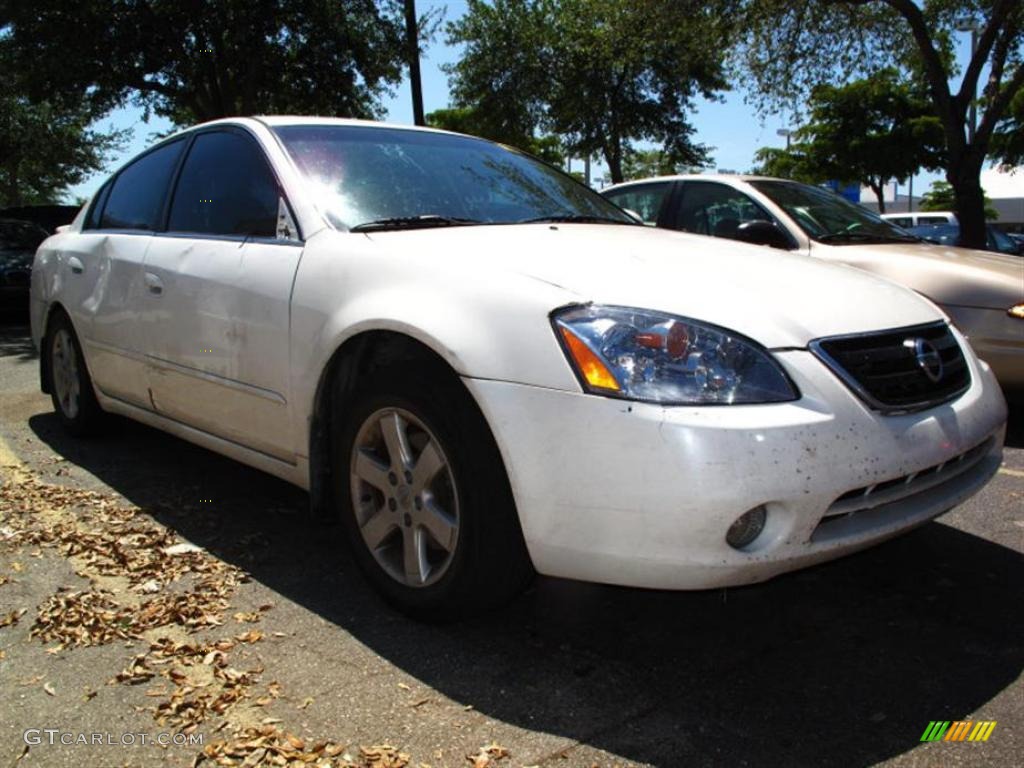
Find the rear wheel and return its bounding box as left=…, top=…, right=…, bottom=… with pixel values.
left=333, top=362, right=532, bottom=619
left=45, top=312, right=105, bottom=436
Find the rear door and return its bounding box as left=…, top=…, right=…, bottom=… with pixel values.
left=140, top=128, right=303, bottom=461
left=74, top=139, right=187, bottom=408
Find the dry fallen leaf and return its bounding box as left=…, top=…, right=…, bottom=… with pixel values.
left=43, top=682, right=56, bottom=696
left=0, top=608, right=27, bottom=627
left=467, top=743, right=510, bottom=768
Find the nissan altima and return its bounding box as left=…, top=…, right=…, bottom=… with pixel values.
left=31, top=118, right=1008, bottom=617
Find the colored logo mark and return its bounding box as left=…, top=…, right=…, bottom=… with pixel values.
left=920, top=720, right=996, bottom=742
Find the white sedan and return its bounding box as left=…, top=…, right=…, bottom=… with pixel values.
left=31, top=118, right=1007, bottom=617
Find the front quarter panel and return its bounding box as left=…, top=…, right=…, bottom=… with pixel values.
left=289, top=231, right=584, bottom=455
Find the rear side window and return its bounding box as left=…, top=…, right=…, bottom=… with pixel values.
left=917, top=215, right=949, bottom=225
left=604, top=183, right=672, bottom=225
left=887, top=216, right=912, bottom=228
left=101, top=139, right=186, bottom=230
left=168, top=131, right=279, bottom=238
left=84, top=181, right=113, bottom=230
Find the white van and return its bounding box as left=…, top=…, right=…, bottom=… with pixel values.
left=881, top=211, right=957, bottom=228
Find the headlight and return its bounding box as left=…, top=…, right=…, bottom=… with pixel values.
left=552, top=305, right=798, bottom=405
left=1009, top=304, right=1024, bottom=320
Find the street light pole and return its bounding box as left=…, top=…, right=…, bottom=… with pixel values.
left=957, top=21, right=979, bottom=144
left=404, top=0, right=425, bottom=126
left=776, top=128, right=792, bottom=150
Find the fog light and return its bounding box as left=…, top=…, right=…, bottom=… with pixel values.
left=726, top=506, right=767, bottom=549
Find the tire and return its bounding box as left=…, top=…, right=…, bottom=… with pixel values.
left=44, top=311, right=105, bottom=436
left=333, top=361, right=533, bottom=620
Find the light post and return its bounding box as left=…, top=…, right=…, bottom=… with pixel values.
left=776, top=128, right=793, bottom=150
left=957, top=20, right=979, bottom=144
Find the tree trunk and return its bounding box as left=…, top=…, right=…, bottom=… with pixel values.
left=603, top=140, right=624, bottom=185
left=948, top=154, right=987, bottom=249
left=869, top=179, right=886, bottom=214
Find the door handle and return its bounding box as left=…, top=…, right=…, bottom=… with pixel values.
left=68, top=256, right=84, bottom=274
left=144, top=272, right=164, bottom=295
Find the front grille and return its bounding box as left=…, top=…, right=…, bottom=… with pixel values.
left=810, top=322, right=970, bottom=412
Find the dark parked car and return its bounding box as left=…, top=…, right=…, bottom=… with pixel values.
left=0, top=219, right=50, bottom=315
left=907, top=223, right=1024, bottom=256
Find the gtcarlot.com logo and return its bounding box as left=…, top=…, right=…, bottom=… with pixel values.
left=920, top=720, right=997, bottom=743
left=24, top=730, right=204, bottom=747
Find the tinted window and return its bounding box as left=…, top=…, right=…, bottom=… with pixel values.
left=675, top=182, right=781, bottom=240
left=989, top=226, right=1018, bottom=254
left=917, top=215, right=949, bottom=225
left=751, top=180, right=917, bottom=243
left=84, top=181, right=113, bottom=230
left=168, top=131, right=280, bottom=237
left=604, top=184, right=671, bottom=225
left=887, top=216, right=912, bottom=228
left=101, top=140, right=185, bottom=230
left=274, top=125, right=633, bottom=229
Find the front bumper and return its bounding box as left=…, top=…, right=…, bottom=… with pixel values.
left=463, top=340, right=1007, bottom=590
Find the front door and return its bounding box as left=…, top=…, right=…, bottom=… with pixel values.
left=138, top=129, right=303, bottom=462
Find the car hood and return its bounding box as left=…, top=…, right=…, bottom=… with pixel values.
left=361, top=224, right=942, bottom=348
left=809, top=240, right=1024, bottom=310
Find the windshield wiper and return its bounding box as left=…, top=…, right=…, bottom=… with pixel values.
left=817, top=232, right=920, bottom=244
left=518, top=214, right=634, bottom=225
left=350, top=215, right=483, bottom=233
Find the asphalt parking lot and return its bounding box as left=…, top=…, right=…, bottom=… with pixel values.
left=1, top=320, right=1021, bottom=768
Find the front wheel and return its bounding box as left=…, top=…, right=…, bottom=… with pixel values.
left=45, top=312, right=105, bottom=436
left=333, top=363, right=532, bottom=619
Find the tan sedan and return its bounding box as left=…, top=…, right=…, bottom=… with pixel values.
left=604, top=175, right=1024, bottom=392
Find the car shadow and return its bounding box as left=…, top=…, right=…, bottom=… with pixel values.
left=28, top=411, right=1023, bottom=767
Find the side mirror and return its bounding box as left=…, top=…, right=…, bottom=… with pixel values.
left=735, top=220, right=791, bottom=250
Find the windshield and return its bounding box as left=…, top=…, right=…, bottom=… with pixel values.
left=274, top=125, right=634, bottom=231
left=750, top=180, right=917, bottom=244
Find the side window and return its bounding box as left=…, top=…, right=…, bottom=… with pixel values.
left=168, top=131, right=279, bottom=238
left=604, top=184, right=672, bottom=225
left=989, top=227, right=1017, bottom=254
left=917, top=215, right=948, bottom=225
left=674, top=182, right=782, bottom=241
left=888, top=216, right=912, bottom=228
left=101, top=139, right=186, bottom=230
left=84, top=181, right=113, bottom=230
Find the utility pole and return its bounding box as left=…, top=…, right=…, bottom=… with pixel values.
left=957, top=21, right=979, bottom=144
left=404, top=0, right=425, bottom=126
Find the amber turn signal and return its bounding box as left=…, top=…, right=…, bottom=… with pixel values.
left=559, top=326, right=621, bottom=392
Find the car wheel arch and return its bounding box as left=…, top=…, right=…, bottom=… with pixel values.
left=39, top=301, right=74, bottom=395
left=306, top=330, right=496, bottom=523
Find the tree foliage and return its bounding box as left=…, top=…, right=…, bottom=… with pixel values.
left=425, top=106, right=565, bottom=166
left=0, top=0, right=413, bottom=125
left=736, top=0, right=1024, bottom=247
left=621, top=149, right=694, bottom=181
left=0, top=95, right=129, bottom=207
left=919, top=180, right=998, bottom=219
left=761, top=70, right=945, bottom=211
left=446, top=0, right=732, bottom=183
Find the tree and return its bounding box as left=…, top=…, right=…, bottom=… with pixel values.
left=767, top=70, right=945, bottom=211
left=0, top=0, right=413, bottom=125
left=0, top=95, right=129, bottom=207
left=991, top=89, right=1024, bottom=167
left=750, top=147, right=816, bottom=181
left=425, top=106, right=565, bottom=166
left=919, top=181, right=999, bottom=219
left=622, top=149, right=688, bottom=181
left=737, top=0, right=1024, bottom=248
left=446, top=0, right=732, bottom=183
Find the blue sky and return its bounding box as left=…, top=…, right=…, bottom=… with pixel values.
left=71, top=0, right=971, bottom=201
